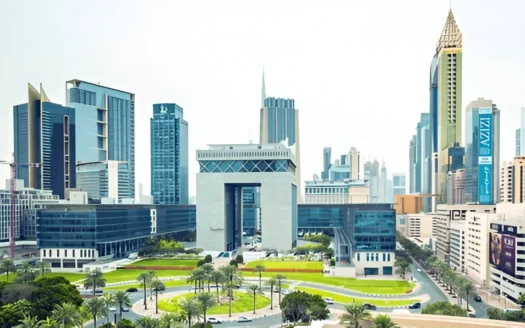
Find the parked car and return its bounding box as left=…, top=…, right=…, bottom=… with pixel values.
left=417, top=268, right=422, bottom=272
left=409, top=302, right=421, bottom=309
left=474, top=296, right=482, bottom=302
left=323, top=297, right=334, bottom=305
left=109, top=306, right=117, bottom=312
left=153, top=284, right=166, bottom=291
left=207, top=317, right=222, bottom=324
left=237, top=316, right=252, bottom=323
left=121, top=306, right=130, bottom=312
left=363, top=303, right=377, bottom=310
left=126, top=287, right=138, bottom=293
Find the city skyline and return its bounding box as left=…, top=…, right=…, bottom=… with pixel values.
left=1, top=1, right=524, bottom=198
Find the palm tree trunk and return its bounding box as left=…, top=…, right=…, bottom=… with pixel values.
left=253, top=291, right=256, bottom=314
left=466, top=290, right=469, bottom=312
left=216, top=283, right=220, bottom=303
left=208, top=281, right=210, bottom=293
left=270, top=285, right=274, bottom=310
left=155, top=289, right=159, bottom=314
left=188, top=314, right=191, bottom=327
left=120, top=306, right=123, bottom=321
left=278, top=282, right=282, bottom=304
left=229, top=285, right=232, bottom=318
left=259, top=272, right=262, bottom=290
left=204, top=310, right=207, bottom=323
left=94, top=316, right=97, bottom=328
left=194, top=280, right=197, bottom=294
left=143, top=280, right=148, bottom=310
left=107, top=307, right=110, bottom=324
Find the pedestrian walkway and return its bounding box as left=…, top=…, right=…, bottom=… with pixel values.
left=426, top=271, right=475, bottom=314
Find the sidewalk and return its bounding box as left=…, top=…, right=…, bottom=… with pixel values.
left=427, top=271, right=475, bottom=314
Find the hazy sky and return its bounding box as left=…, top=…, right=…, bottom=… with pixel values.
left=1, top=0, right=524, bottom=197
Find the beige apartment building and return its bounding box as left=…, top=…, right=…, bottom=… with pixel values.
left=501, top=156, right=525, bottom=203
left=404, top=214, right=433, bottom=239
left=304, top=179, right=370, bottom=204
left=464, top=212, right=495, bottom=287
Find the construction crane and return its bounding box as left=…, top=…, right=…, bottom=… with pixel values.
left=0, top=157, right=39, bottom=258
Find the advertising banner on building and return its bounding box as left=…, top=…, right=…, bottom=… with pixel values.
left=501, top=235, right=516, bottom=275
left=478, top=107, right=493, bottom=204
left=489, top=232, right=502, bottom=267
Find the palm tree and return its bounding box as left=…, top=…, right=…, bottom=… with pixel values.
left=219, top=265, right=241, bottom=318
left=135, top=316, right=160, bottom=328
left=149, top=271, right=157, bottom=298
left=265, top=278, right=277, bottom=310
left=193, top=268, right=206, bottom=293
left=39, top=318, right=57, bottom=328
left=247, top=284, right=259, bottom=314
left=275, top=274, right=286, bottom=305
left=372, top=314, right=399, bottom=328
left=102, top=293, right=114, bottom=324
left=209, top=270, right=225, bottom=303
left=197, top=292, right=216, bottom=323
left=150, top=279, right=165, bottom=314
left=254, top=265, right=266, bottom=290
left=15, top=315, right=43, bottom=328
left=339, top=303, right=372, bottom=328
left=137, top=272, right=152, bottom=310
left=179, top=298, right=201, bottom=327
left=51, top=302, right=83, bottom=328
left=86, top=296, right=107, bottom=328
left=36, top=261, right=51, bottom=277
left=0, top=259, right=16, bottom=282
left=458, top=279, right=475, bottom=312
left=16, top=262, right=38, bottom=283
left=84, top=269, right=107, bottom=297
left=159, top=313, right=185, bottom=328
left=201, top=264, right=214, bottom=292
left=394, top=259, right=410, bottom=279
left=186, top=271, right=198, bottom=294
left=113, top=290, right=132, bottom=320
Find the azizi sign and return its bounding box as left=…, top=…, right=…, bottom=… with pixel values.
left=478, top=107, right=493, bottom=205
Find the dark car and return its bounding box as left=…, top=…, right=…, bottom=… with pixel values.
left=409, top=302, right=421, bottom=309
left=121, top=306, right=130, bottom=312
left=154, top=284, right=166, bottom=291
left=126, top=287, right=138, bottom=293
left=363, top=303, right=377, bottom=310
left=474, top=296, right=482, bottom=302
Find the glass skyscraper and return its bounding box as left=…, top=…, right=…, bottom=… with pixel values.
left=66, top=79, right=135, bottom=198
left=150, top=103, right=188, bottom=204
left=14, top=83, right=76, bottom=199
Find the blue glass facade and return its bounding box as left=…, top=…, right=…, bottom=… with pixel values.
left=14, top=96, right=76, bottom=199
left=199, top=160, right=295, bottom=173
left=263, top=97, right=296, bottom=146
left=150, top=103, right=189, bottom=204
left=67, top=80, right=135, bottom=198
left=76, top=161, right=132, bottom=200
left=242, top=187, right=259, bottom=236
left=354, top=211, right=396, bottom=251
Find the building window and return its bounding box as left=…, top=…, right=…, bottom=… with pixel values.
left=383, top=253, right=386, bottom=261
left=73, top=250, right=75, bottom=257
left=376, top=253, right=379, bottom=261
left=357, top=253, right=360, bottom=261
left=366, top=253, right=369, bottom=261
left=65, top=250, right=68, bottom=257
left=56, top=250, right=60, bottom=257
left=43, top=250, right=46, bottom=257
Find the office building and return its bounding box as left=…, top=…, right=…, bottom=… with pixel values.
left=329, top=158, right=350, bottom=180
left=464, top=211, right=495, bottom=287
left=393, top=173, right=406, bottom=197
left=66, top=79, right=135, bottom=198
left=322, top=147, right=331, bottom=180
left=37, top=204, right=196, bottom=269
left=409, top=113, right=433, bottom=211
left=395, top=194, right=424, bottom=215
left=349, top=147, right=360, bottom=180
left=409, top=135, right=417, bottom=193
left=464, top=98, right=500, bottom=204
left=76, top=160, right=132, bottom=201
left=14, top=83, right=76, bottom=199
left=365, top=160, right=380, bottom=203
left=431, top=10, right=464, bottom=204
left=449, top=220, right=466, bottom=272
left=379, top=163, right=387, bottom=203
left=304, top=179, right=370, bottom=204
left=259, top=74, right=301, bottom=200
left=516, top=108, right=525, bottom=156
left=242, top=187, right=260, bottom=236
left=150, top=103, right=189, bottom=204
left=501, top=157, right=525, bottom=204
left=402, top=213, right=433, bottom=239
left=0, top=179, right=59, bottom=257
left=446, top=169, right=466, bottom=204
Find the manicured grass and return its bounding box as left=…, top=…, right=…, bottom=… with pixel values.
left=245, top=260, right=323, bottom=270
left=295, top=286, right=419, bottom=307
left=104, top=279, right=190, bottom=291
left=243, top=272, right=415, bottom=295
left=159, top=291, right=270, bottom=315
left=102, top=269, right=191, bottom=283
left=127, top=259, right=199, bottom=267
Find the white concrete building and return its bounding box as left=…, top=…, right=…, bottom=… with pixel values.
left=449, top=220, right=466, bottom=272
left=404, top=213, right=433, bottom=239
left=196, top=143, right=298, bottom=252
left=304, top=179, right=370, bottom=204
left=76, top=160, right=132, bottom=201
left=464, top=212, right=495, bottom=287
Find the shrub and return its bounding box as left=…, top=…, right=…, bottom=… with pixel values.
left=197, top=259, right=206, bottom=267
left=235, top=255, right=244, bottom=264
left=230, top=260, right=238, bottom=267
left=330, top=258, right=335, bottom=266
left=204, top=254, right=213, bottom=263
left=191, top=324, right=212, bottom=328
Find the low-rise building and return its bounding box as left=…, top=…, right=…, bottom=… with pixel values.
left=465, top=212, right=495, bottom=287
left=304, top=179, right=370, bottom=204
left=449, top=220, right=466, bottom=272
left=404, top=213, right=434, bottom=239
left=395, top=194, right=424, bottom=214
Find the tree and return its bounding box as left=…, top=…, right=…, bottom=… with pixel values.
left=113, top=291, right=132, bottom=321
left=29, top=277, right=83, bottom=321
left=275, top=274, right=286, bottom=305
left=0, top=259, right=16, bottom=282
left=0, top=303, right=24, bottom=327
left=179, top=298, right=201, bottom=327
left=150, top=280, right=164, bottom=314
left=421, top=301, right=467, bottom=317
left=208, top=270, right=225, bottom=303
left=229, top=260, right=238, bottom=267
left=372, top=314, right=399, bottom=328
left=15, top=263, right=38, bottom=284
left=518, top=293, right=525, bottom=308
left=36, top=262, right=51, bottom=277
left=15, top=315, right=43, bottom=328
left=204, top=255, right=213, bottom=263
left=102, top=293, right=115, bottom=324
left=458, top=279, right=475, bottom=312
left=254, top=265, right=266, bottom=290
left=85, top=269, right=107, bottom=297
left=394, top=259, right=410, bottom=279
left=39, top=318, right=57, bottom=328
left=117, top=318, right=136, bottom=328
left=235, top=255, right=244, bottom=264
left=339, top=303, right=372, bottom=328
left=219, top=265, right=241, bottom=317
left=159, top=313, right=185, bottom=328
left=247, top=285, right=259, bottom=314
left=280, top=291, right=329, bottom=323
left=135, top=316, right=160, bottom=328
left=200, top=264, right=214, bottom=292
left=197, top=259, right=206, bottom=267
left=51, top=302, right=83, bottom=328
left=86, top=296, right=107, bottom=328
left=486, top=307, right=504, bottom=320
left=197, top=292, right=216, bottom=323
left=137, top=272, right=152, bottom=310
left=266, top=278, right=277, bottom=310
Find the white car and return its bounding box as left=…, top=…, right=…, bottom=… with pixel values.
left=237, top=316, right=252, bottom=323
left=109, top=306, right=117, bottom=312
left=324, top=297, right=334, bottom=304
left=282, top=290, right=290, bottom=295
left=207, top=317, right=222, bottom=324
left=417, top=268, right=422, bottom=272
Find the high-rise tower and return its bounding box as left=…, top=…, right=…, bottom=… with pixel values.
left=431, top=10, right=463, bottom=205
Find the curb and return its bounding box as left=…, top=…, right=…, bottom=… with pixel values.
left=302, top=282, right=415, bottom=298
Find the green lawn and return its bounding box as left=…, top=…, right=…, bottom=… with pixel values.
left=102, top=269, right=191, bottom=283
left=159, top=291, right=270, bottom=315
left=295, top=286, right=419, bottom=307
left=242, top=272, right=414, bottom=295
left=0, top=272, right=84, bottom=284
left=104, top=279, right=190, bottom=291
left=127, top=259, right=199, bottom=267
left=244, top=260, right=323, bottom=270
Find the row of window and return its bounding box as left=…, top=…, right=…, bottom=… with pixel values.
left=43, top=249, right=94, bottom=258
left=356, top=252, right=391, bottom=262
left=305, top=187, right=350, bottom=194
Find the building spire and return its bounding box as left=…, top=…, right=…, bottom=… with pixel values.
left=261, top=64, right=266, bottom=109
left=436, top=9, right=462, bottom=53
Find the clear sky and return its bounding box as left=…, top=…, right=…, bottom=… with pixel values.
left=1, top=0, right=524, bottom=197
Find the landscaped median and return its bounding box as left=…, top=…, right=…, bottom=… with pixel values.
left=125, top=259, right=199, bottom=270
left=242, top=260, right=323, bottom=272
left=295, top=286, right=419, bottom=308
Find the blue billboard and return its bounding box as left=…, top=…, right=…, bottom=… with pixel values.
left=478, top=107, right=493, bottom=204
